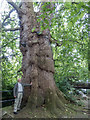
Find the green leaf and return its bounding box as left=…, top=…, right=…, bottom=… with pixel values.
left=32, top=27, right=36, bottom=32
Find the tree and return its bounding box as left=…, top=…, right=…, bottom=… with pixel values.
left=5, top=1, right=67, bottom=114
left=1, top=0, right=89, bottom=117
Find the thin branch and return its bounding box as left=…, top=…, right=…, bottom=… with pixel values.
left=3, top=27, right=20, bottom=32
left=51, top=35, right=83, bottom=46
left=51, top=35, right=63, bottom=47
left=2, top=9, right=15, bottom=27
left=0, top=53, right=20, bottom=60
left=72, top=2, right=79, bottom=4
left=6, top=0, right=22, bottom=15
left=19, top=2, right=22, bottom=8
left=68, top=40, right=83, bottom=45
left=0, top=37, right=19, bottom=49
left=0, top=55, right=8, bottom=60
left=17, top=68, right=22, bottom=73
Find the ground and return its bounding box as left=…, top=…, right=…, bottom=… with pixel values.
left=1, top=92, right=90, bottom=119
left=1, top=99, right=89, bottom=119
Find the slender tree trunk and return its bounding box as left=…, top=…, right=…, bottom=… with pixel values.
left=20, top=2, right=66, bottom=112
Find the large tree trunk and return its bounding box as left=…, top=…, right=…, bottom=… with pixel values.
left=20, top=2, right=66, bottom=112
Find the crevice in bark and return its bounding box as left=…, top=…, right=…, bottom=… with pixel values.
left=38, top=66, right=54, bottom=74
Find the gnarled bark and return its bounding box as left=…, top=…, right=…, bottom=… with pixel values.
left=20, top=2, right=67, bottom=112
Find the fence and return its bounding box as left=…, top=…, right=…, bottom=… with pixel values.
left=0, top=84, right=89, bottom=106
left=0, top=90, right=14, bottom=107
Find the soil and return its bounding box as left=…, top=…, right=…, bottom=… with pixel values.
left=1, top=101, right=89, bottom=119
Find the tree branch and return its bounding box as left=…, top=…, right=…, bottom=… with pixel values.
left=3, top=27, right=20, bottom=32
left=2, top=9, right=15, bottom=27
left=51, top=35, right=83, bottom=46
left=72, top=2, right=79, bottom=4
left=17, top=68, right=22, bottom=73
left=0, top=53, right=20, bottom=60
left=0, top=37, right=19, bottom=49
left=51, top=35, right=63, bottom=47
left=6, top=0, right=22, bottom=15
left=19, top=2, right=22, bottom=8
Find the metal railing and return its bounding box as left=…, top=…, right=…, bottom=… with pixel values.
left=0, top=90, right=14, bottom=104
left=0, top=90, right=13, bottom=93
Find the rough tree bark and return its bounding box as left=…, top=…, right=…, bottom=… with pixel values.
left=19, top=2, right=66, bottom=113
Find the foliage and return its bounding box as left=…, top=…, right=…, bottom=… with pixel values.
left=50, top=2, right=89, bottom=101
left=1, top=7, right=22, bottom=91
left=1, top=1, right=89, bottom=103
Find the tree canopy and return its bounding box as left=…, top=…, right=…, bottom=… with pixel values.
left=1, top=1, right=89, bottom=101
